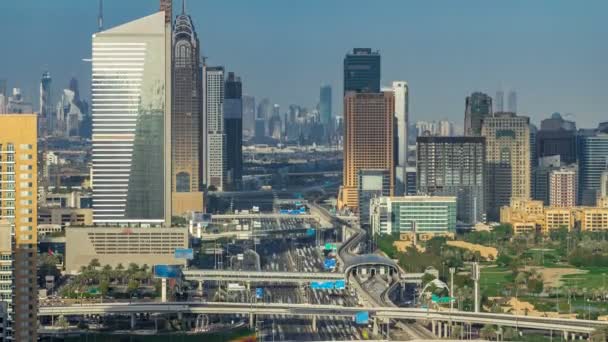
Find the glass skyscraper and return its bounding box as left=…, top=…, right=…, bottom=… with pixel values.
left=343, top=48, right=380, bottom=94
left=91, top=11, right=171, bottom=226
left=578, top=126, right=608, bottom=205
left=224, top=72, right=243, bottom=190
left=464, top=92, right=492, bottom=136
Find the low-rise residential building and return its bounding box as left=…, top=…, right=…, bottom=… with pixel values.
left=370, top=196, right=456, bottom=238
left=580, top=208, right=608, bottom=231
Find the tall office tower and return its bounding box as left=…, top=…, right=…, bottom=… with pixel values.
left=533, top=155, right=561, bottom=204
left=339, top=91, right=394, bottom=210
left=507, top=90, right=517, bottom=113
left=495, top=90, right=504, bottom=113
left=242, top=95, right=256, bottom=138
left=91, top=10, right=172, bottom=226
left=417, top=136, right=486, bottom=224
left=343, top=48, right=381, bottom=94
left=0, top=115, right=38, bottom=341
left=529, top=123, right=538, bottom=196
left=578, top=124, right=608, bottom=205
left=171, top=6, right=204, bottom=214
left=389, top=81, right=409, bottom=196
left=464, top=92, right=493, bottom=136
left=39, top=71, right=52, bottom=135
left=358, top=169, right=391, bottom=229
left=537, top=113, right=577, bottom=164
left=549, top=166, right=577, bottom=208
left=224, top=72, right=243, bottom=190
left=481, top=112, right=531, bottom=220
left=204, top=66, right=225, bottom=191
left=319, top=85, right=332, bottom=125
left=257, top=98, right=271, bottom=121
left=254, top=118, right=266, bottom=139
left=438, top=120, right=454, bottom=136
left=601, top=170, right=608, bottom=199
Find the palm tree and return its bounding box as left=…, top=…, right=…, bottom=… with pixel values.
left=480, top=324, right=496, bottom=340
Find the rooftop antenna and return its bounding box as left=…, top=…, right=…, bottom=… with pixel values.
left=182, top=0, right=186, bottom=14
left=98, top=0, right=103, bottom=32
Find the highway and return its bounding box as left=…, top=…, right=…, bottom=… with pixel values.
left=38, top=301, right=608, bottom=334
left=183, top=269, right=344, bottom=283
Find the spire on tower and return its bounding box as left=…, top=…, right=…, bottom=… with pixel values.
left=182, top=0, right=186, bottom=14
left=98, top=0, right=103, bottom=31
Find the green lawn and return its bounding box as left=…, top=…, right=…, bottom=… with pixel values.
left=480, top=267, right=514, bottom=297
left=562, top=267, right=608, bottom=289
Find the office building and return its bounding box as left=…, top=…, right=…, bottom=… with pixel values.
left=390, top=81, right=409, bottom=195
left=204, top=66, right=225, bottom=190
left=495, top=90, right=504, bottom=113
left=224, top=72, right=243, bottom=190
left=537, top=113, right=577, bottom=165
left=507, top=90, right=517, bottom=113
left=549, top=166, right=577, bottom=208
left=578, top=124, right=608, bottom=205
left=319, top=85, right=332, bottom=125
left=357, top=169, right=391, bottom=228
left=6, top=88, right=33, bottom=114
left=405, top=167, right=417, bottom=195
left=38, top=208, right=94, bottom=228
left=481, top=112, right=531, bottom=220
left=171, top=7, right=204, bottom=214
left=39, top=71, right=52, bottom=136
left=417, top=136, right=486, bottom=224
left=370, top=196, right=457, bottom=237
left=533, top=155, right=561, bottom=204
left=343, top=48, right=380, bottom=94
left=601, top=170, right=608, bottom=199
left=242, top=95, right=256, bottom=138
left=339, top=92, right=394, bottom=210
left=0, top=115, right=38, bottom=341
left=464, top=92, right=493, bottom=136
left=65, top=227, right=188, bottom=274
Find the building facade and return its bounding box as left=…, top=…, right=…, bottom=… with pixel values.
left=357, top=169, right=391, bottom=229
left=91, top=11, right=171, bottom=226
left=548, top=167, right=577, bottom=208
left=343, top=48, right=380, bottom=94
left=537, top=113, right=577, bottom=165
left=370, top=196, right=457, bottom=236
left=339, top=92, right=394, bottom=210
left=391, top=81, right=409, bottom=196
left=416, top=136, right=486, bottom=224
left=578, top=127, right=608, bottom=205
left=319, top=85, right=332, bottom=126
left=224, top=72, right=243, bottom=191
left=204, top=66, right=225, bottom=190
left=481, top=112, right=531, bottom=220
left=242, top=95, right=256, bottom=138
left=0, top=115, right=38, bottom=341
left=464, top=92, right=492, bottom=136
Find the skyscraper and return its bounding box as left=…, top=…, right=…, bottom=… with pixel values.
left=40, top=71, right=52, bottom=135
left=482, top=112, right=531, bottom=220
left=578, top=125, right=608, bottom=205
left=417, top=136, right=486, bottom=224
left=319, top=84, right=332, bottom=125
left=224, top=72, right=243, bottom=190
left=537, top=113, right=577, bottom=165
left=495, top=90, right=504, bottom=113
left=0, top=114, right=38, bottom=341
left=339, top=91, right=394, bottom=210
left=343, top=48, right=381, bottom=94
left=242, top=95, right=256, bottom=138
left=391, top=81, right=408, bottom=195
left=507, top=90, right=517, bottom=113
left=464, top=92, right=492, bottom=136
left=91, top=11, right=171, bottom=226
left=171, top=5, right=204, bottom=214
left=549, top=166, right=577, bottom=208
left=204, top=66, right=225, bottom=191
left=358, top=169, right=391, bottom=228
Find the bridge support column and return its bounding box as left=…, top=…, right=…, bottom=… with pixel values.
left=249, top=313, right=254, bottom=330
left=130, top=313, right=136, bottom=330
left=161, top=278, right=167, bottom=303
left=197, top=280, right=204, bottom=296
left=571, top=332, right=577, bottom=340
left=437, top=321, right=442, bottom=338
left=443, top=322, right=449, bottom=338
left=372, top=317, right=378, bottom=336
left=311, top=315, right=317, bottom=332
left=431, top=320, right=436, bottom=335
left=563, top=331, right=568, bottom=340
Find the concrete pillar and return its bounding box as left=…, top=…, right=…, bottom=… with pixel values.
left=437, top=321, right=442, bottom=338
left=130, top=313, right=136, bottom=330
left=571, top=332, right=576, bottom=341
left=249, top=313, right=254, bottom=329
left=177, top=312, right=183, bottom=321
left=311, top=315, right=317, bottom=332
left=161, top=278, right=167, bottom=303
left=444, top=323, right=449, bottom=338
left=246, top=281, right=250, bottom=291
left=563, top=331, right=568, bottom=341
left=198, top=280, right=204, bottom=296
left=431, top=321, right=436, bottom=335
left=372, top=317, right=378, bottom=336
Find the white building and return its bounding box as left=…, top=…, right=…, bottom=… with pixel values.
left=391, top=81, right=409, bottom=196
left=549, top=166, right=577, bottom=208
left=204, top=66, right=225, bottom=191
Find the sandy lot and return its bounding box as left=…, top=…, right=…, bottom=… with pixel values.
left=446, top=240, right=498, bottom=260
left=524, top=266, right=588, bottom=288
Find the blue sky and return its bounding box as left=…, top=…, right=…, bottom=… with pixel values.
left=0, top=0, right=606, bottom=128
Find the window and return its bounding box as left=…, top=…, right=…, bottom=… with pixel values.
left=176, top=172, right=191, bottom=192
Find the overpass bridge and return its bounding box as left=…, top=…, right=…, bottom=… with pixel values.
left=182, top=270, right=343, bottom=284
left=38, top=301, right=606, bottom=336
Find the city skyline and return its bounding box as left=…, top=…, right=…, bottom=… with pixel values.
left=1, top=0, right=607, bottom=128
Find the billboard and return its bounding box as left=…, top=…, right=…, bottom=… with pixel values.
left=324, top=258, right=337, bottom=270
left=310, top=280, right=346, bottom=290
left=335, top=280, right=346, bottom=290
left=354, top=311, right=369, bottom=325
left=174, top=248, right=194, bottom=260
left=153, top=265, right=181, bottom=279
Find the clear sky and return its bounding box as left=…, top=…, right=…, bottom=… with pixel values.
left=1, top=0, right=606, bottom=128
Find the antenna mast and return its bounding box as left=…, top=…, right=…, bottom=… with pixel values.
left=98, top=0, right=103, bottom=31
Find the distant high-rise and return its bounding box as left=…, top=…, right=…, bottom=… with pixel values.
left=319, top=85, right=332, bottom=125
left=507, top=90, right=517, bottom=113
left=344, top=48, right=381, bottom=94
left=482, top=112, right=531, bottom=220
left=91, top=11, right=171, bottom=226
left=204, top=66, right=225, bottom=191
left=417, top=136, right=486, bottom=224
left=464, top=92, right=492, bottom=136
left=171, top=6, right=204, bottom=214
left=537, top=113, right=577, bottom=164
left=339, top=91, right=394, bottom=210
left=601, top=170, right=608, bottom=199
left=391, top=81, right=409, bottom=195
left=495, top=90, right=504, bottom=113
left=224, top=72, right=243, bottom=190
left=549, top=166, right=577, bottom=208
left=0, top=114, right=38, bottom=341
left=39, top=71, right=52, bottom=136
left=578, top=124, right=608, bottom=205
left=242, top=95, right=256, bottom=138
left=358, top=169, right=391, bottom=229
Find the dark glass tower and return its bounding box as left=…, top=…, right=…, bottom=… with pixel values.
left=464, top=92, right=492, bottom=136
left=537, top=113, right=577, bottom=165
left=343, top=48, right=380, bottom=94
left=319, top=85, right=332, bottom=125
left=224, top=72, right=243, bottom=190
